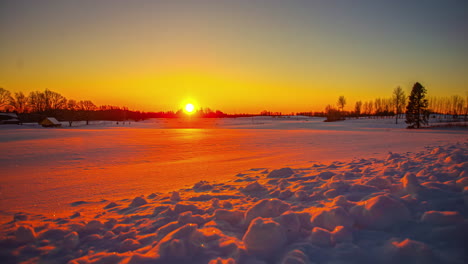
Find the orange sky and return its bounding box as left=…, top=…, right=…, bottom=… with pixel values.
left=1, top=1, right=467, bottom=113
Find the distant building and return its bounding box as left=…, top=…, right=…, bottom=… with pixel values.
left=0, top=112, right=20, bottom=125
left=40, top=117, right=62, bottom=127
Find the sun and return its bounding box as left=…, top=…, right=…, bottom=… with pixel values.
left=185, top=103, right=195, bottom=114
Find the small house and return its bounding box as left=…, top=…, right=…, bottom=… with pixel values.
left=0, top=112, right=20, bottom=124
left=40, top=117, right=62, bottom=127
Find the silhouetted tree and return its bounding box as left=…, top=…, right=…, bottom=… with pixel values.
left=44, top=89, right=67, bottom=111
left=337, top=96, right=346, bottom=112
left=354, top=101, right=362, bottom=118
left=0, top=87, right=12, bottom=110
left=450, top=95, right=464, bottom=117
left=325, top=104, right=342, bottom=122
left=78, top=100, right=97, bottom=125
left=393, top=86, right=406, bottom=124
left=465, top=93, right=468, bottom=119
left=63, top=100, right=79, bottom=127
left=405, top=82, right=429, bottom=128
left=374, top=98, right=383, bottom=116
left=28, top=91, right=45, bottom=112
left=9, top=91, right=28, bottom=113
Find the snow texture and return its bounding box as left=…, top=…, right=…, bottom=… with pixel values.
left=0, top=139, right=467, bottom=263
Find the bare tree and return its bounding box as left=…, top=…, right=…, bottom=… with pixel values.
left=44, top=89, right=67, bottom=110
left=0, top=87, right=12, bottom=110
left=67, top=99, right=78, bottom=111
left=465, top=92, right=468, bottom=119
left=354, top=101, right=362, bottom=118
left=374, top=98, right=383, bottom=116
left=78, top=100, right=96, bottom=111
left=9, top=91, right=28, bottom=113
left=393, top=86, right=406, bottom=124
left=78, top=100, right=97, bottom=125
left=451, top=95, right=464, bottom=117
left=28, top=91, right=46, bottom=112
left=337, top=96, right=346, bottom=112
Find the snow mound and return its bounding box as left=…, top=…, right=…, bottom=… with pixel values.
left=350, top=194, right=410, bottom=229
left=364, top=176, right=392, bottom=190
left=63, top=231, right=80, bottom=249
left=308, top=227, right=332, bottom=247
left=243, top=181, right=267, bottom=193
left=383, top=238, right=437, bottom=264
left=267, top=167, right=295, bottom=178
left=129, top=196, right=148, bottom=207
left=171, top=191, right=181, bottom=201
left=310, top=206, right=353, bottom=231
left=420, top=211, right=464, bottom=225
left=244, top=198, right=291, bottom=225
left=214, top=209, right=244, bottom=226
left=243, top=217, right=286, bottom=258
left=15, top=225, right=36, bottom=243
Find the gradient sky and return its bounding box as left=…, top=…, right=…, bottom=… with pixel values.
left=1, top=0, right=467, bottom=113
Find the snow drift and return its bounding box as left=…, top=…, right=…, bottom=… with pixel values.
left=0, top=142, right=467, bottom=264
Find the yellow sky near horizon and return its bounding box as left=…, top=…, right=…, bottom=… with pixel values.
left=1, top=1, right=467, bottom=113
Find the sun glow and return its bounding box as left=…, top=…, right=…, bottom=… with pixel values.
left=185, top=103, right=195, bottom=114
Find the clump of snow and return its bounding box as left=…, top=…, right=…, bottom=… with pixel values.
left=267, top=167, right=295, bottom=178
left=15, top=225, right=36, bottom=243
left=193, top=180, right=213, bottom=191
left=243, top=181, right=267, bottom=193
left=63, top=231, right=80, bottom=249
left=350, top=194, right=410, bottom=229
left=178, top=211, right=206, bottom=225
left=311, top=206, right=353, bottom=231
left=280, top=249, right=312, bottom=264
left=383, top=238, right=437, bottom=264
left=85, top=220, right=103, bottom=233
left=174, top=203, right=202, bottom=214
left=401, top=172, right=422, bottom=195
left=386, top=152, right=402, bottom=161
left=129, top=196, right=148, bottom=207
left=244, top=198, right=291, bottom=225
left=276, top=212, right=302, bottom=242
left=317, top=171, right=335, bottom=180
left=170, top=191, right=181, bottom=201
left=214, top=209, right=244, bottom=226
left=104, top=201, right=119, bottom=209
left=243, top=217, right=286, bottom=258
left=421, top=210, right=464, bottom=225
left=308, top=227, right=332, bottom=247
left=364, top=176, right=392, bottom=190
left=119, top=238, right=141, bottom=252
left=331, top=225, right=353, bottom=244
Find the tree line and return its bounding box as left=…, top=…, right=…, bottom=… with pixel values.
left=1, top=84, right=466, bottom=128
left=321, top=84, right=467, bottom=126
left=0, top=88, right=245, bottom=126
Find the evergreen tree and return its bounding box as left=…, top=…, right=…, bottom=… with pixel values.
left=405, top=82, right=429, bottom=128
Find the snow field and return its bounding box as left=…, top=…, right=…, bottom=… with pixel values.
left=0, top=142, right=467, bottom=263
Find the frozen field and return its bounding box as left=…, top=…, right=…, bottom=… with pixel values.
left=0, top=117, right=465, bottom=221
left=0, top=117, right=467, bottom=263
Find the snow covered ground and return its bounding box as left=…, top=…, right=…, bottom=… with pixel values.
left=0, top=117, right=467, bottom=263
